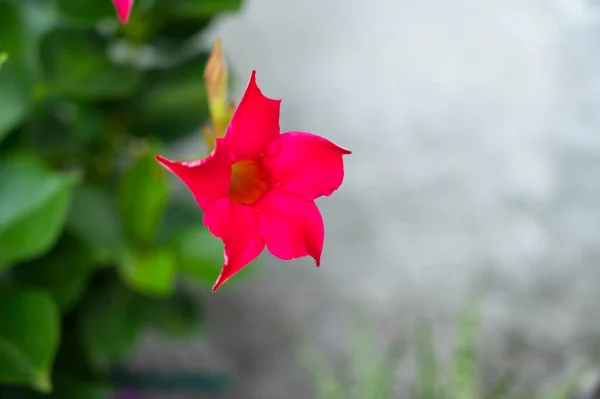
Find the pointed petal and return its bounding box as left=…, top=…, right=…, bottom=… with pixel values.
left=258, top=187, right=324, bottom=265
left=155, top=138, right=231, bottom=212
left=203, top=198, right=265, bottom=291
left=112, top=0, right=134, bottom=24
left=225, top=71, right=281, bottom=160
left=263, top=132, right=351, bottom=200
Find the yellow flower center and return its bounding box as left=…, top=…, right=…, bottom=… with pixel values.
left=229, top=159, right=270, bottom=205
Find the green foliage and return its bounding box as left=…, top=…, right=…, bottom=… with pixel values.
left=170, top=222, right=224, bottom=287
left=300, top=303, right=588, bottom=399
left=0, top=155, right=78, bottom=269
left=0, top=288, right=60, bottom=394
left=79, top=284, right=144, bottom=368
left=118, top=144, right=168, bottom=245
left=0, top=0, right=246, bottom=395
left=117, top=245, right=176, bottom=296
left=40, top=28, right=142, bottom=99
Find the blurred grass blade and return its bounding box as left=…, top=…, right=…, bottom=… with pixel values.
left=450, top=299, right=480, bottom=399
left=298, top=344, right=344, bottom=399
left=489, top=370, right=516, bottom=399
left=350, top=310, right=379, bottom=398
left=545, top=365, right=588, bottom=399
left=415, top=319, right=438, bottom=399
left=373, top=335, right=405, bottom=399
left=0, top=53, right=6, bottom=70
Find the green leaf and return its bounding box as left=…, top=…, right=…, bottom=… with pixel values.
left=142, top=290, right=203, bottom=337
left=130, top=52, right=209, bottom=141
left=79, top=285, right=143, bottom=368
left=39, top=27, right=141, bottom=99
left=171, top=223, right=223, bottom=286
left=450, top=300, right=480, bottom=399
left=11, top=233, right=95, bottom=312
left=1, top=0, right=58, bottom=83
left=54, top=0, right=115, bottom=26
left=118, top=146, right=168, bottom=245
left=116, top=246, right=176, bottom=297
left=0, top=155, right=78, bottom=270
left=0, top=53, right=7, bottom=69
left=415, top=319, right=438, bottom=399
left=0, top=287, right=60, bottom=393
left=66, top=184, right=123, bottom=263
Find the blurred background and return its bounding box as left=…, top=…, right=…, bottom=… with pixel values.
left=2, top=0, right=600, bottom=398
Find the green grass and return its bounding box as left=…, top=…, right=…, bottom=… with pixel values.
left=299, top=300, right=588, bottom=399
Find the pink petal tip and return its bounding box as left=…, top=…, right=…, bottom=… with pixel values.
left=112, top=0, right=134, bottom=24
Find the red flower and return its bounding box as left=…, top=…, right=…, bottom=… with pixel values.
left=111, top=0, right=134, bottom=24
left=156, top=71, right=351, bottom=291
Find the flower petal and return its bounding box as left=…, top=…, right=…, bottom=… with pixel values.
left=225, top=71, right=281, bottom=160
left=263, top=132, right=351, bottom=200
left=258, top=187, right=324, bottom=265
left=112, top=0, right=134, bottom=24
left=203, top=198, right=265, bottom=291
left=155, top=138, right=231, bottom=212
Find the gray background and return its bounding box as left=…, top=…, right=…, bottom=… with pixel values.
left=130, top=0, right=600, bottom=397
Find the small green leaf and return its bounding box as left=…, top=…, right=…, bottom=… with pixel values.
left=0, top=287, right=60, bottom=393
left=40, top=27, right=141, bottom=99
left=66, top=184, right=123, bottom=263
left=130, top=52, right=210, bottom=141
left=119, top=146, right=169, bottom=245
left=142, top=290, right=203, bottom=337
left=54, top=0, right=115, bottom=26
left=117, top=246, right=176, bottom=297
left=12, top=234, right=95, bottom=312
left=0, top=155, right=78, bottom=269
left=0, top=53, right=7, bottom=69
left=79, top=285, right=143, bottom=368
